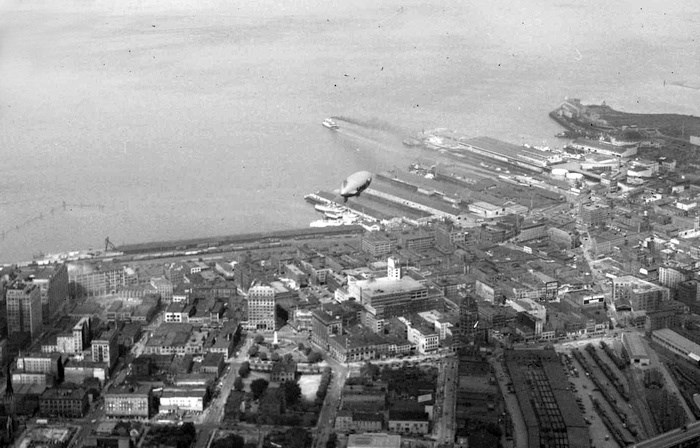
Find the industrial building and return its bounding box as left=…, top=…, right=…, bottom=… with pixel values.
left=651, top=328, right=700, bottom=365
left=347, top=258, right=441, bottom=321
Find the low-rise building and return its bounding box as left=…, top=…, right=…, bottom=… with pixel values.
left=347, top=433, right=401, bottom=448
left=269, top=361, right=296, bottom=383
left=398, top=317, right=439, bottom=354
left=159, top=387, right=208, bottom=413
left=361, top=233, right=394, bottom=257
left=164, top=302, right=194, bottom=323
left=312, top=305, right=344, bottom=350
left=39, top=386, right=90, bottom=418
left=64, top=361, right=108, bottom=384
left=200, top=352, right=225, bottom=377
left=387, top=410, right=430, bottom=435
left=335, top=410, right=384, bottom=433
left=104, top=385, right=152, bottom=420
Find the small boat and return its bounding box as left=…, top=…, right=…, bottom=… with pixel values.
left=322, top=118, right=339, bottom=130
left=402, top=137, right=423, bottom=147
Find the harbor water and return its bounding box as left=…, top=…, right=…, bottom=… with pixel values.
left=1, top=0, right=699, bottom=263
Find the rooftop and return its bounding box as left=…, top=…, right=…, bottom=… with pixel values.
left=622, top=332, right=648, bottom=358
left=347, top=433, right=401, bottom=448
left=352, top=276, right=425, bottom=297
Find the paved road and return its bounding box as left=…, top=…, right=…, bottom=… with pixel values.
left=309, top=344, right=349, bottom=448
left=491, top=356, right=528, bottom=448
left=433, top=355, right=458, bottom=445
left=195, top=339, right=251, bottom=448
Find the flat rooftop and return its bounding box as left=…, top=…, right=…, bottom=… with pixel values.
left=353, top=276, right=425, bottom=296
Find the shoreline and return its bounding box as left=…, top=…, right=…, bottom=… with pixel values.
left=6, top=225, right=365, bottom=267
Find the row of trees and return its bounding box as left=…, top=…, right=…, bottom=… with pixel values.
left=248, top=341, right=323, bottom=363
left=315, top=367, right=332, bottom=405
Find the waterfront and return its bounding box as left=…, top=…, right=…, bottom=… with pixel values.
left=1, top=0, right=700, bottom=263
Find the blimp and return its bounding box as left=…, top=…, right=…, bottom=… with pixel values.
left=338, top=171, right=372, bottom=203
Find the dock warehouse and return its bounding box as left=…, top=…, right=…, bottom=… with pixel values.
left=621, top=332, right=649, bottom=367
left=651, top=328, right=700, bottom=365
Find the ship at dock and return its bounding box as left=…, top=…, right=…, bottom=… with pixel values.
left=314, top=203, right=345, bottom=214
left=309, top=212, right=357, bottom=227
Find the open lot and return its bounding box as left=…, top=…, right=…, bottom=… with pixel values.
left=299, top=374, right=322, bottom=401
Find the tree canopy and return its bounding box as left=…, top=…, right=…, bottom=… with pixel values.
left=238, top=361, right=251, bottom=378
left=251, top=378, right=269, bottom=400
left=283, top=380, right=302, bottom=406
left=211, top=434, right=245, bottom=448
left=307, top=351, right=323, bottom=363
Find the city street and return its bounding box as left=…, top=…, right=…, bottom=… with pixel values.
left=433, top=355, right=458, bottom=445
left=310, top=350, right=349, bottom=448
left=195, top=338, right=252, bottom=448
left=491, top=356, right=528, bottom=448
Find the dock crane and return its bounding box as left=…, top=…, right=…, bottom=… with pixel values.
left=105, top=237, right=117, bottom=252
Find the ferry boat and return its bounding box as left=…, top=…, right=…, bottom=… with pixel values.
left=322, top=118, right=339, bottom=130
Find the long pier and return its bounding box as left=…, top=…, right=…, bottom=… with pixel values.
left=1, top=201, right=106, bottom=241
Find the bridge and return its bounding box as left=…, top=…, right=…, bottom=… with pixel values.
left=632, top=421, right=700, bottom=448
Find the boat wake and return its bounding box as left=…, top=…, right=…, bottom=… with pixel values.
left=331, top=116, right=406, bottom=135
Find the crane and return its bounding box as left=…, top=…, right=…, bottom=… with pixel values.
left=105, top=237, right=117, bottom=251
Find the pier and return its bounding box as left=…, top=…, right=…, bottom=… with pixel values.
left=0, top=201, right=107, bottom=241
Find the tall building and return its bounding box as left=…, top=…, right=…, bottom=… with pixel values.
left=247, top=285, right=276, bottom=331
left=72, top=317, right=92, bottom=353
left=386, top=257, right=402, bottom=280
left=658, top=265, right=691, bottom=290
left=579, top=203, right=612, bottom=226
left=458, top=293, right=481, bottom=348
left=92, top=328, right=119, bottom=371
left=6, top=283, right=42, bottom=339
left=20, top=264, right=69, bottom=324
